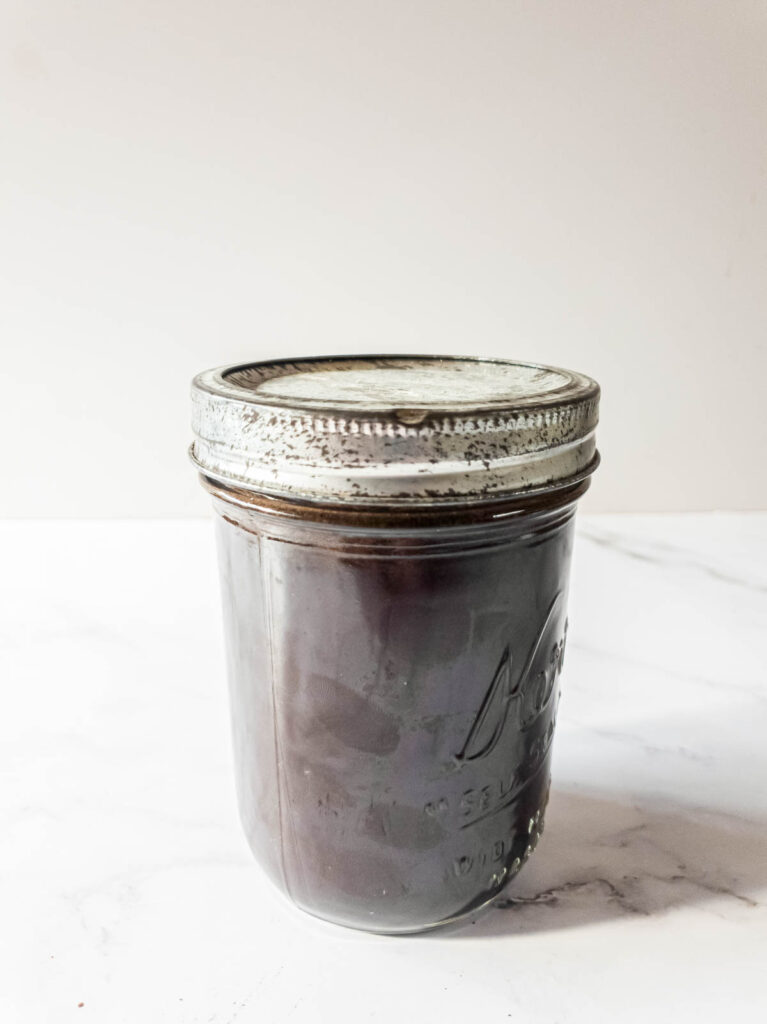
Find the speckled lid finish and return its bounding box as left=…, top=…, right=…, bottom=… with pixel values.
left=190, top=355, right=600, bottom=506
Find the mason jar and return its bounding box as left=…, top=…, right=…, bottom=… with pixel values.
left=190, top=356, right=600, bottom=933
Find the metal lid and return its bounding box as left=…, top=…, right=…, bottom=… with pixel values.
left=190, top=355, right=600, bottom=506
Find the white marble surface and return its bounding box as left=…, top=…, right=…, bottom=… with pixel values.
left=1, top=515, right=766, bottom=1023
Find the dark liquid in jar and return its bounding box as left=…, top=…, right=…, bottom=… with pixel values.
left=209, top=481, right=583, bottom=933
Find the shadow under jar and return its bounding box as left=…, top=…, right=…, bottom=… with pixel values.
left=190, top=355, right=600, bottom=933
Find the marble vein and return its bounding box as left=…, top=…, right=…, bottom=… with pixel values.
left=579, top=522, right=767, bottom=594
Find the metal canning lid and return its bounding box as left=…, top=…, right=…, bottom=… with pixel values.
left=190, top=355, right=600, bottom=506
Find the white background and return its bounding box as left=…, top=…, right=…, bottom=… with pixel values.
left=2, top=1, right=766, bottom=516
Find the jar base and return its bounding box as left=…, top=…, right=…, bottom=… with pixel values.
left=293, top=881, right=512, bottom=937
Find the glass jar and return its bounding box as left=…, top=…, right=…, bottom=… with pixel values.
left=190, top=356, right=600, bottom=933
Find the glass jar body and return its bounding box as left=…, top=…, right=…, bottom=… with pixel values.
left=211, top=486, right=580, bottom=933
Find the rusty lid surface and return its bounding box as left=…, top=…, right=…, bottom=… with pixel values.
left=190, top=355, right=600, bottom=506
